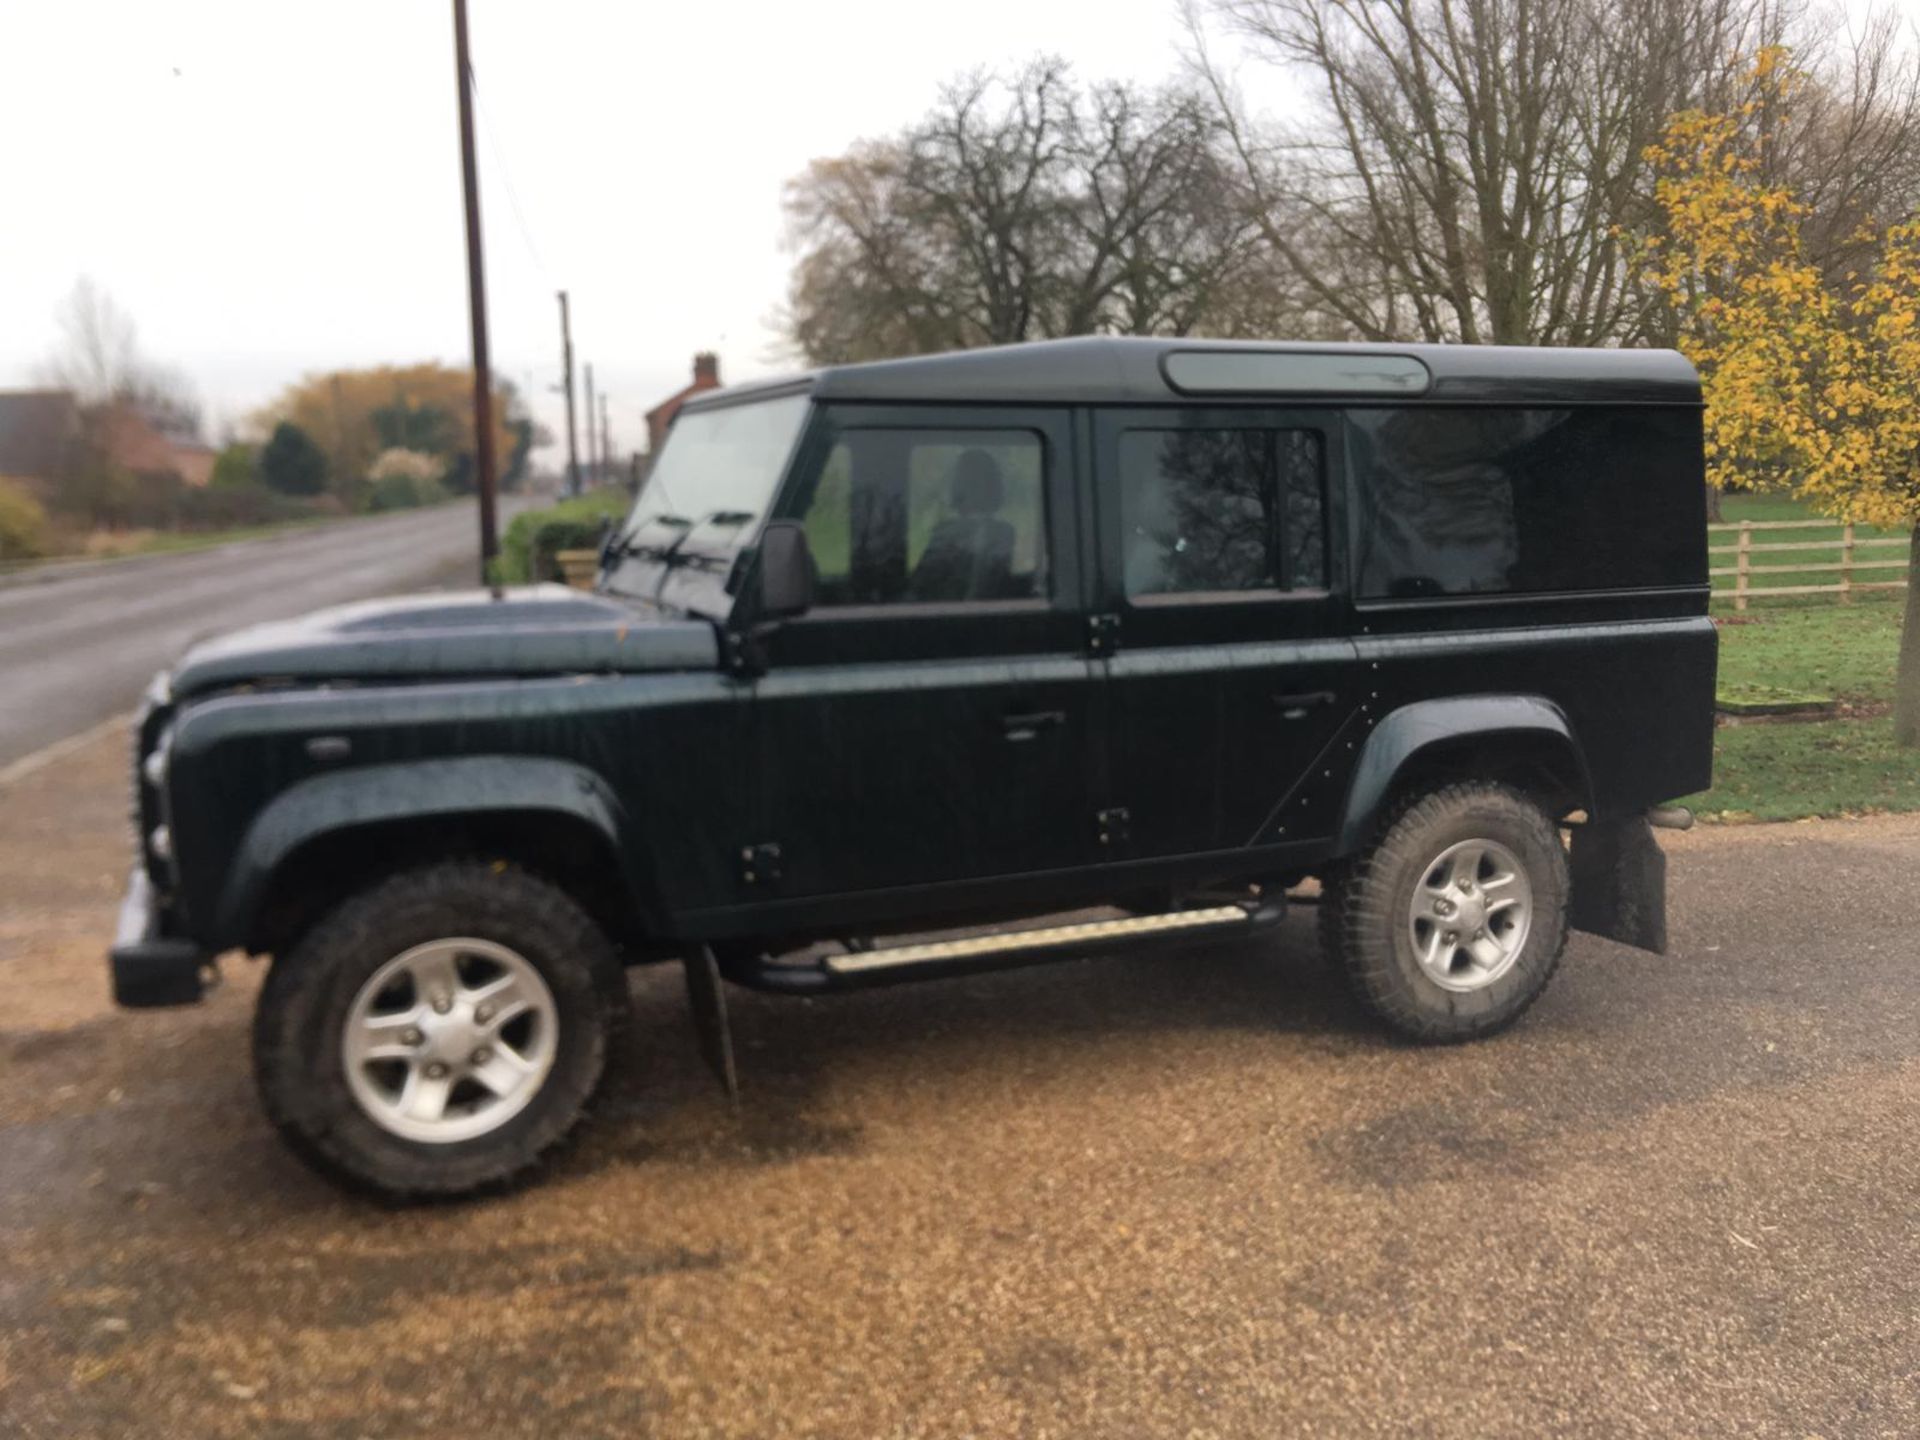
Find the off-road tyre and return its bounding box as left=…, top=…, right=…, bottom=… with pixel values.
left=254, top=862, right=628, bottom=1200
left=1315, top=863, right=1351, bottom=971
left=1322, top=782, right=1569, bottom=1043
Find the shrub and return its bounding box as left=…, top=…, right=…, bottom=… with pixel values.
left=0, top=478, right=49, bottom=560
left=175, top=483, right=328, bottom=529
left=495, top=488, right=629, bottom=584
left=210, top=443, right=258, bottom=490
left=367, top=472, right=451, bottom=512
left=364, top=448, right=450, bottom=512
left=48, top=461, right=136, bottom=527
left=259, top=421, right=328, bottom=496
left=367, top=447, right=443, bottom=485
left=128, top=469, right=187, bottom=527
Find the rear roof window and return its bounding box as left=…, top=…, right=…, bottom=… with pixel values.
left=1163, top=350, right=1431, bottom=398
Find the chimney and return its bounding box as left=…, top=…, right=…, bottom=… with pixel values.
left=692, top=352, right=720, bottom=388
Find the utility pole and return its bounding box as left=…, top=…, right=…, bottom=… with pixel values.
left=600, top=390, right=611, bottom=487
left=584, top=362, right=597, bottom=489
left=451, top=0, right=498, bottom=581
left=329, top=373, right=349, bottom=506
left=556, top=291, right=580, bottom=498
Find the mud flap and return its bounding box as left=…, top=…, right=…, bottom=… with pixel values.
left=682, top=946, right=739, bottom=1100
left=1568, top=815, right=1668, bottom=955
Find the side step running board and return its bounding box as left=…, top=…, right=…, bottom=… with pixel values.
left=694, top=900, right=1287, bottom=1094
left=722, top=899, right=1285, bottom=996
left=825, top=904, right=1255, bottom=976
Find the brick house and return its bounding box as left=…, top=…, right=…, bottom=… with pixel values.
left=0, top=390, right=83, bottom=499
left=643, top=353, right=722, bottom=456
left=96, top=403, right=217, bottom=487
left=0, top=388, right=214, bottom=492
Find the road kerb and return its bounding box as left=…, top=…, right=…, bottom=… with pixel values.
left=0, top=711, right=135, bottom=790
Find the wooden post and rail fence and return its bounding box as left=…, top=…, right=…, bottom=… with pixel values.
left=556, top=522, right=1912, bottom=604
left=1710, top=521, right=1911, bottom=611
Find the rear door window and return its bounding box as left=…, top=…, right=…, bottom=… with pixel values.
left=1118, top=428, right=1326, bottom=597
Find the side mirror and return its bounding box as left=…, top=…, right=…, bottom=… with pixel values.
left=756, top=520, right=815, bottom=619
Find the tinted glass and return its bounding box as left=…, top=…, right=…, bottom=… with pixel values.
left=1165, top=350, right=1430, bottom=397
left=1119, top=429, right=1325, bottom=596
left=1347, top=407, right=1706, bottom=599
left=801, top=428, right=1046, bottom=605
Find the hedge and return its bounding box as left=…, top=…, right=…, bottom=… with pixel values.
left=494, top=487, right=630, bottom=584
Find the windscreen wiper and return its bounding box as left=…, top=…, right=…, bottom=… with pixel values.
left=604, top=513, right=695, bottom=564
left=657, top=511, right=760, bottom=572
left=606, top=510, right=759, bottom=572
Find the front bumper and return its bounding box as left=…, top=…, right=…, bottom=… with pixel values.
left=110, top=869, right=211, bottom=1007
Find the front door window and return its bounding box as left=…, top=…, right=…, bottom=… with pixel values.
left=801, top=428, right=1048, bottom=606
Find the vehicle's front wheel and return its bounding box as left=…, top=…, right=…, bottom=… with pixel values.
left=1322, top=782, right=1569, bottom=1043
left=254, top=862, right=627, bottom=1199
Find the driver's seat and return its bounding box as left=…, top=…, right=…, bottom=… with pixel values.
left=909, top=449, right=1016, bottom=601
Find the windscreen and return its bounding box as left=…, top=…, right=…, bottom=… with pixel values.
left=604, top=391, right=812, bottom=609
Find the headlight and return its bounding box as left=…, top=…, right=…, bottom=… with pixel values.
left=148, top=825, right=173, bottom=861
left=143, top=745, right=169, bottom=788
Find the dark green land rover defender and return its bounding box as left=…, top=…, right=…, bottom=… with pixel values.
left=111, top=338, right=1715, bottom=1197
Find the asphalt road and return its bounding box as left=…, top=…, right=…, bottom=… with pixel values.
left=2, top=725, right=1916, bottom=1438
left=0, top=501, right=528, bottom=769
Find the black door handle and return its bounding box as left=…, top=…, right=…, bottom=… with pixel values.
left=1272, top=690, right=1336, bottom=719
left=1003, top=709, right=1066, bottom=742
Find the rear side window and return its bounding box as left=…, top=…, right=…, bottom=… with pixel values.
left=800, top=428, right=1046, bottom=605
left=1118, top=428, right=1325, bottom=597
left=1348, top=407, right=1705, bottom=599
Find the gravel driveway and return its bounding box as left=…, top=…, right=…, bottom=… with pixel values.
left=1, top=726, right=1915, bottom=1438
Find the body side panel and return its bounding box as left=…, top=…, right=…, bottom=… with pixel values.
left=165, top=672, right=754, bottom=949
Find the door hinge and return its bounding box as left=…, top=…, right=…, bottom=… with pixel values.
left=1087, top=612, right=1120, bottom=656
left=739, top=842, right=783, bottom=886
left=1096, top=807, right=1131, bottom=847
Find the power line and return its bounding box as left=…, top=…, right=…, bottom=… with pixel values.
left=466, top=64, right=550, bottom=283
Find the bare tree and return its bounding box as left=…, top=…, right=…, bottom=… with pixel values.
left=1190, top=0, right=1794, bottom=345
left=1066, top=81, right=1272, bottom=336
left=43, top=277, right=141, bottom=401
left=781, top=61, right=1284, bottom=364
left=785, top=7, right=1920, bottom=365
left=40, top=278, right=203, bottom=440
left=1757, top=13, right=1920, bottom=287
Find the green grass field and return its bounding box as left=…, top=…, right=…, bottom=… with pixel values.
left=1687, top=496, right=1915, bottom=819
left=1685, top=716, right=1920, bottom=821
left=129, top=518, right=335, bottom=556
left=1714, top=601, right=1905, bottom=706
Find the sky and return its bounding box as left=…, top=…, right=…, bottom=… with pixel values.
left=0, top=0, right=1254, bottom=468
left=4, top=1, right=1913, bottom=470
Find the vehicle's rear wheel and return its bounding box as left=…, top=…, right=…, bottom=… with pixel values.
left=1321, top=782, right=1569, bottom=1043
left=254, top=862, right=627, bottom=1199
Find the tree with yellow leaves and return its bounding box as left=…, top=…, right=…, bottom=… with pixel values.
left=1646, top=48, right=1920, bottom=746
left=252, top=364, right=523, bottom=506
